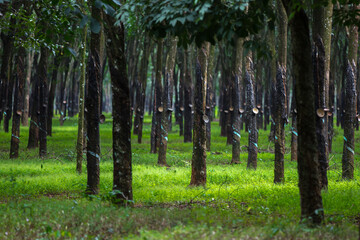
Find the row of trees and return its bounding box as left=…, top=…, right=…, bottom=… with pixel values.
left=1, top=0, right=359, bottom=225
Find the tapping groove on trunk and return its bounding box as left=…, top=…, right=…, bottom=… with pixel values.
left=245, top=57, right=258, bottom=170
left=312, top=36, right=328, bottom=189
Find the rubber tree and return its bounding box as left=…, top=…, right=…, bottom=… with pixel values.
left=10, top=0, right=28, bottom=158
left=231, top=38, right=243, bottom=164
left=342, top=4, right=358, bottom=180
left=85, top=0, right=102, bottom=195
left=75, top=0, right=87, bottom=174
left=190, top=42, right=210, bottom=186
left=282, top=0, right=324, bottom=225
left=150, top=39, right=163, bottom=154
left=312, top=0, right=333, bottom=189
left=158, top=36, right=177, bottom=166
left=104, top=4, right=133, bottom=203
left=274, top=0, right=287, bottom=183
left=245, top=51, right=258, bottom=170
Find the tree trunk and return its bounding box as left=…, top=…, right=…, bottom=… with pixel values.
left=0, top=31, right=14, bottom=126
left=342, top=62, right=356, bottom=180
left=274, top=0, right=287, bottom=183
left=245, top=52, right=258, bottom=169
left=136, top=35, right=151, bottom=144
left=27, top=68, right=39, bottom=149
left=22, top=50, right=34, bottom=126
left=206, top=46, right=215, bottom=151
left=231, top=38, right=243, bottom=164
left=190, top=42, right=210, bottom=186
left=184, top=48, right=193, bottom=142
left=10, top=47, right=25, bottom=158
left=85, top=0, right=102, bottom=195
left=38, top=46, right=49, bottom=157
left=150, top=39, right=163, bottom=154
left=47, top=56, right=60, bottom=136
left=104, top=12, right=133, bottom=204
left=283, top=0, right=324, bottom=225
left=158, top=36, right=177, bottom=166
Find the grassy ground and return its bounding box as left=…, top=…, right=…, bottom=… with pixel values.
left=0, top=114, right=359, bottom=239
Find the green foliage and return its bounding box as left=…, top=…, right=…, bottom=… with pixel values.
left=120, top=0, right=275, bottom=47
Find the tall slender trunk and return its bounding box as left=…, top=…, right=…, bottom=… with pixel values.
left=22, top=50, right=34, bottom=126
left=342, top=62, right=356, bottom=180
left=231, top=38, right=243, bottom=164
left=4, top=64, right=15, bottom=133
left=274, top=0, right=287, bottom=183
left=245, top=52, right=258, bottom=169
left=190, top=42, right=210, bottom=186
left=283, top=0, right=324, bottom=225
left=27, top=62, right=39, bottom=149
left=76, top=9, right=87, bottom=174
left=184, top=48, right=193, bottom=142
left=104, top=12, right=133, bottom=203
left=150, top=39, right=163, bottom=154
left=38, top=46, right=49, bottom=157
left=206, top=46, right=215, bottom=151
left=47, top=56, right=60, bottom=136
left=0, top=30, right=14, bottom=126
left=10, top=47, right=25, bottom=158
left=158, top=36, right=177, bottom=166
left=85, top=0, right=102, bottom=195
left=137, top=35, right=151, bottom=144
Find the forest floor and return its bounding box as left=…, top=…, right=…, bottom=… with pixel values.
left=0, top=114, right=360, bottom=239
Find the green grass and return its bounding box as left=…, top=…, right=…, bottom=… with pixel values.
left=0, top=114, right=359, bottom=239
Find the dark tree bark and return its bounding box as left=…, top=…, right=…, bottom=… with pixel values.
left=27, top=65, right=39, bottom=149
left=47, top=56, right=60, bottom=136
left=38, top=47, right=49, bottom=157
left=342, top=62, right=356, bottom=180
left=0, top=28, right=14, bottom=126
left=4, top=63, right=15, bottom=133
left=183, top=48, right=193, bottom=143
left=10, top=47, right=25, bottom=158
left=104, top=12, right=133, bottom=203
left=206, top=46, right=215, bottom=151
left=76, top=18, right=87, bottom=174
left=245, top=55, right=258, bottom=170
left=342, top=5, right=359, bottom=180
left=231, top=38, right=243, bottom=164
left=290, top=82, right=297, bottom=162
left=150, top=39, right=163, bottom=154
left=274, top=65, right=287, bottom=182
left=85, top=0, right=102, bottom=195
left=158, top=36, right=177, bottom=166
left=274, top=0, right=287, bottom=183
left=190, top=42, right=209, bottom=186
left=312, top=36, right=328, bottom=188
left=136, top=35, right=151, bottom=144
left=22, top=50, right=34, bottom=126
left=283, top=0, right=324, bottom=225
